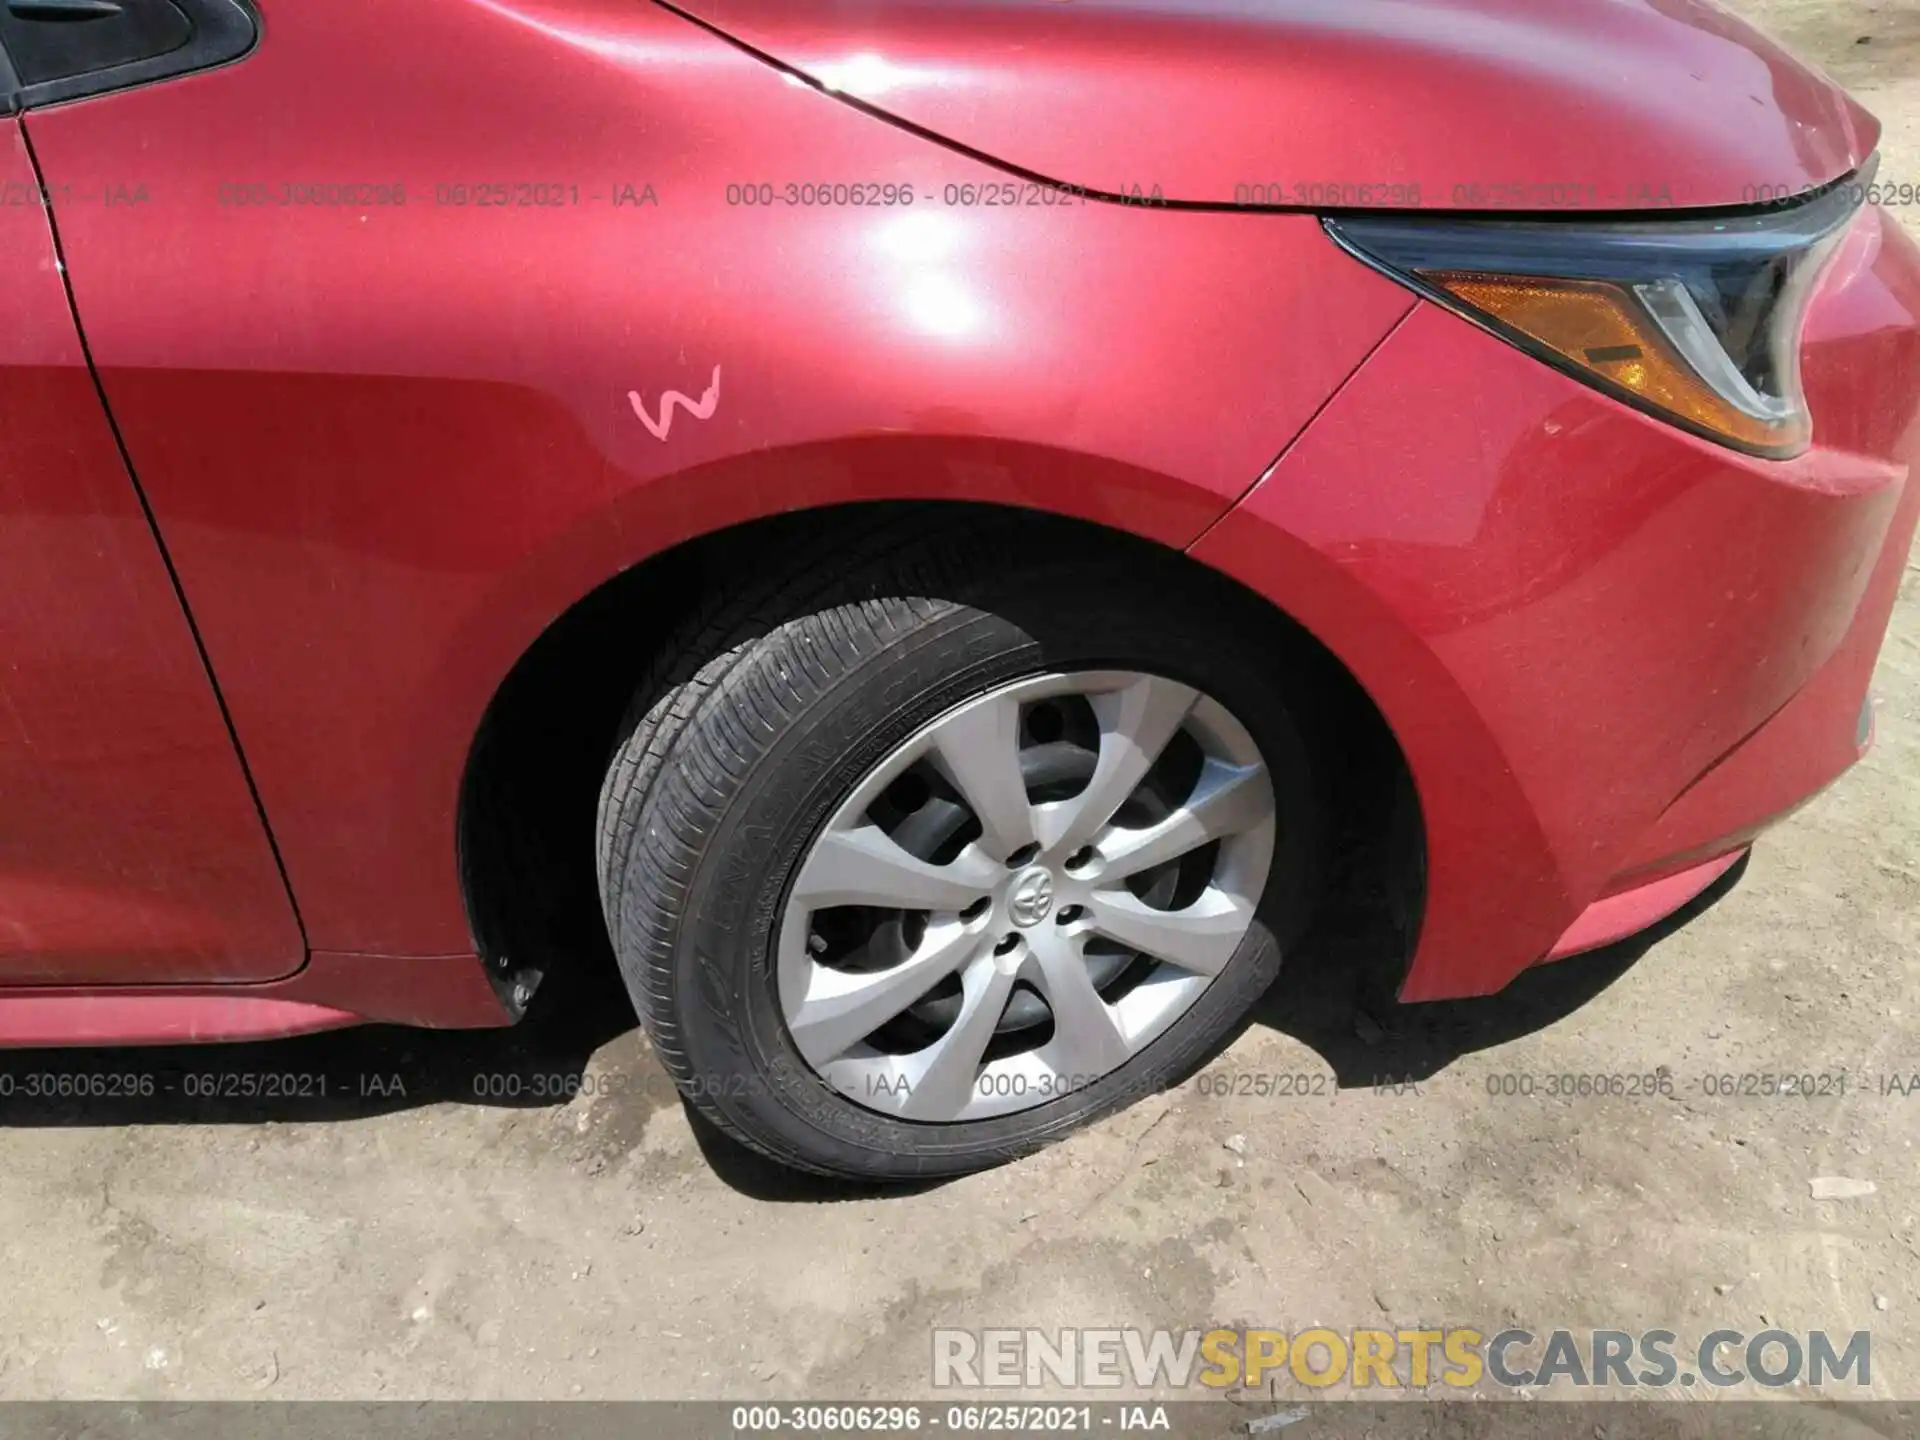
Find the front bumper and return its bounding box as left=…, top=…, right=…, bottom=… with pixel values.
left=1194, top=204, right=1920, bottom=1001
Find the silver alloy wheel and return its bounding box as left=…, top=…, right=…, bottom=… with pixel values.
left=776, top=670, right=1277, bottom=1122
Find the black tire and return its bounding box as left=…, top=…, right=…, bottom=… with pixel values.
left=595, top=510, right=1327, bottom=1181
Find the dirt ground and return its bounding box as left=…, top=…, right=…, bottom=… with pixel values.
left=1, top=0, right=1917, bottom=1414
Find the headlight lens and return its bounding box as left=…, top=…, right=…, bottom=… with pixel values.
left=1324, top=162, right=1874, bottom=458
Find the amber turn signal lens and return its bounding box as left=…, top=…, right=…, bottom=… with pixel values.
left=1423, top=272, right=1808, bottom=454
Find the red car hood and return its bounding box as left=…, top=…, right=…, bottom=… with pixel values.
left=666, top=0, right=1879, bottom=211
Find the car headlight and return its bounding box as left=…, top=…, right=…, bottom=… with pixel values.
left=1324, top=161, right=1875, bottom=458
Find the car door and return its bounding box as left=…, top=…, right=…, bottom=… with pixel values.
left=0, top=0, right=301, bottom=984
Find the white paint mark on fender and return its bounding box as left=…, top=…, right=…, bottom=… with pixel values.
left=629, top=365, right=721, bottom=441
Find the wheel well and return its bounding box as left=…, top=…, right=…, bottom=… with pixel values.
left=457, top=501, right=1426, bottom=1020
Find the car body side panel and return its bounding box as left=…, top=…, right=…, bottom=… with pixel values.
left=0, top=119, right=302, bottom=985
left=0, top=947, right=512, bottom=1045
left=25, top=0, right=1414, bottom=957
left=664, top=0, right=1878, bottom=211
left=1196, top=202, right=1920, bottom=1001
left=1606, top=206, right=1920, bottom=882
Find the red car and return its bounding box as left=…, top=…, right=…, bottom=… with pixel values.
left=1, top=0, right=1914, bottom=1178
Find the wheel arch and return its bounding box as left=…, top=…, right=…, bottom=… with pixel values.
left=445, top=430, right=1227, bottom=1016
left=455, top=492, right=1424, bottom=1020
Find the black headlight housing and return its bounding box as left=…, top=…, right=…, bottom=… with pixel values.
left=1324, top=160, right=1875, bottom=458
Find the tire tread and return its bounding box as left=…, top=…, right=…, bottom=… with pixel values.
left=597, top=511, right=1029, bottom=1173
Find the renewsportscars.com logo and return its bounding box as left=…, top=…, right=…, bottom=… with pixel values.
left=932, top=1327, right=1872, bottom=1392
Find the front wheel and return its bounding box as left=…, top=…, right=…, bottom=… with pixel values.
left=596, top=516, right=1325, bottom=1180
